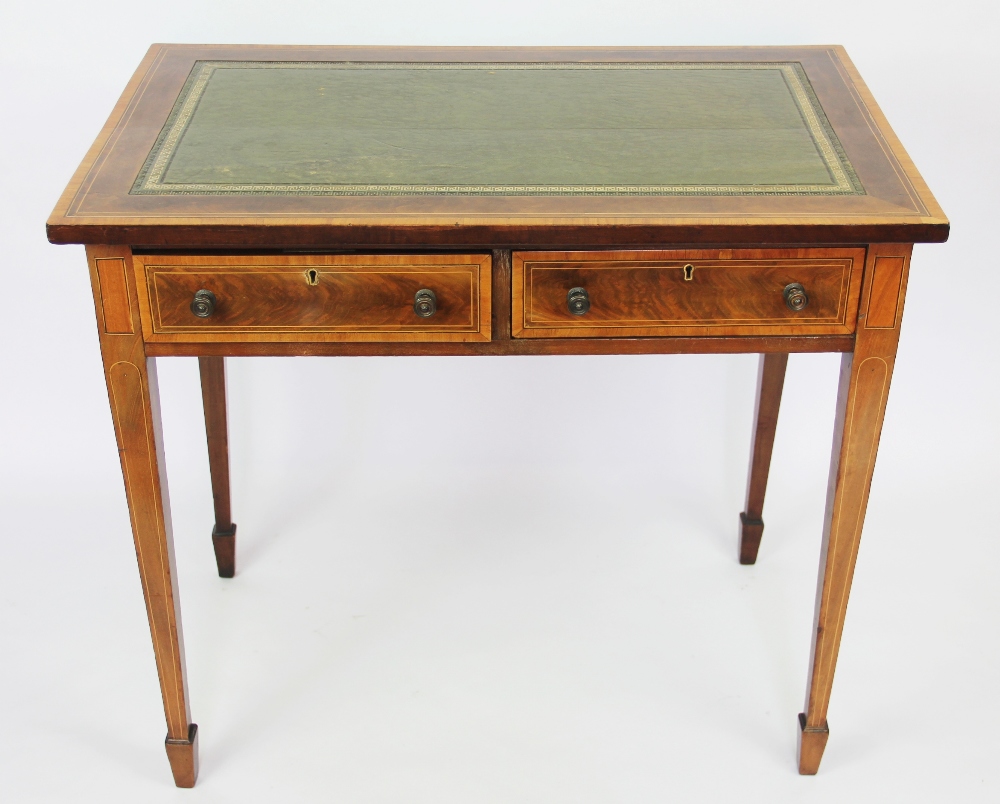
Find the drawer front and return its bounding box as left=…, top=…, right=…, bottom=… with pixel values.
left=513, top=249, right=865, bottom=338
left=135, top=254, right=491, bottom=342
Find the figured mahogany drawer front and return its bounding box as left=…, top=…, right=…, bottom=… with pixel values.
left=134, top=254, right=492, bottom=342
left=512, top=249, right=865, bottom=338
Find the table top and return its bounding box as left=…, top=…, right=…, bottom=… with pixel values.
left=47, top=45, right=948, bottom=248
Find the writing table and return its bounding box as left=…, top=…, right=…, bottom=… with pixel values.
left=47, top=44, right=949, bottom=787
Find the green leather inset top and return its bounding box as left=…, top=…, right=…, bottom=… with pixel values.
left=132, top=61, right=863, bottom=196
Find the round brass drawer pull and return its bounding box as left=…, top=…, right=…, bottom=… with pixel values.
left=414, top=288, right=437, bottom=318
left=190, top=289, right=217, bottom=318
left=783, top=283, right=809, bottom=312
left=567, top=287, right=590, bottom=315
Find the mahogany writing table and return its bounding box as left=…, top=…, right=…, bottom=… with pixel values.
left=47, top=45, right=948, bottom=787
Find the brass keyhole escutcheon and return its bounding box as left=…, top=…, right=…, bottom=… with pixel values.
left=683, top=264, right=695, bottom=281
left=305, top=269, right=319, bottom=286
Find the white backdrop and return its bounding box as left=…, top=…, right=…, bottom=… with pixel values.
left=1, top=2, right=997, bottom=801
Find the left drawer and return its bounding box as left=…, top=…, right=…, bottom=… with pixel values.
left=134, top=253, right=492, bottom=343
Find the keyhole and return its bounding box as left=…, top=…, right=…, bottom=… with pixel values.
left=306, top=269, right=319, bottom=285
left=683, top=264, right=695, bottom=281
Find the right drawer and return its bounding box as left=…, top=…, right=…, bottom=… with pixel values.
left=512, top=248, right=866, bottom=338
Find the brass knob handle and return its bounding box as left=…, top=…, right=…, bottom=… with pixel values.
left=414, top=288, right=437, bottom=318
left=783, top=283, right=808, bottom=312
left=567, top=287, right=590, bottom=315
left=190, top=289, right=217, bottom=318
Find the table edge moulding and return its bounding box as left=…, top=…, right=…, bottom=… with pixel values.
left=48, top=43, right=948, bottom=787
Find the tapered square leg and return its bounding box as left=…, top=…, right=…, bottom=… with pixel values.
left=798, top=245, right=912, bottom=774
left=199, top=356, right=237, bottom=578
left=165, top=723, right=200, bottom=788
left=87, top=246, right=198, bottom=787
left=739, top=352, right=788, bottom=564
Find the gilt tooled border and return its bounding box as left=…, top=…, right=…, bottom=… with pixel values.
left=131, top=61, right=865, bottom=197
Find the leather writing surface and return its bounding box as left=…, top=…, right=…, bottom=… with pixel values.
left=133, top=61, right=863, bottom=197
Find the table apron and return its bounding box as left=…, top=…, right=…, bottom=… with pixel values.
left=143, top=335, right=854, bottom=358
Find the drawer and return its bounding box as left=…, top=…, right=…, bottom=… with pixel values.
left=512, top=249, right=865, bottom=338
left=134, top=253, right=491, bottom=342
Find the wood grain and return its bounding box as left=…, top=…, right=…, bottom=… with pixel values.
left=798, top=242, right=913, bottom=774
left=134, top=253, right=491, bottom=342
left=513, top=249, right=864, bottom=338
left=739, top=352, right=788, bottom=564
left=86, top=245, right=197, bottom=787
